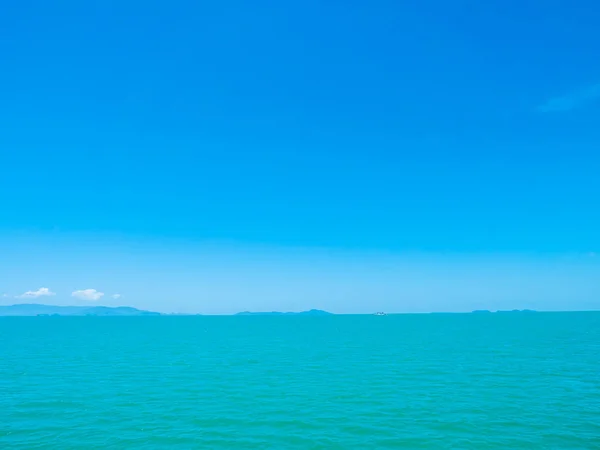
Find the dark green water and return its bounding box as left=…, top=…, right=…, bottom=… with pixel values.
left=1, top=313, right=599, bottom=449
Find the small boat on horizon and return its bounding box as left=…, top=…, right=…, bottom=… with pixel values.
left=373, top=312, right=387, bottom=316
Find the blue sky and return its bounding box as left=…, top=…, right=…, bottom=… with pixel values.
left=1, top=0, right=599, bottom=313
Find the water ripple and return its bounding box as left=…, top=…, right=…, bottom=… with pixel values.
left=1, top=313, right=599, bottom=449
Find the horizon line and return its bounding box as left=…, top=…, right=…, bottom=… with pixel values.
left=1, top=303, right=599, bottom=316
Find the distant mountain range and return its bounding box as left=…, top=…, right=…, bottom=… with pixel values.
left=0, top=305, right=546, bottom=317
left=472, top=309, right=537, bottom=314
left=0, top=304, right=161, bottom=316
left=0, top=304, right=334, bottom=317
left=235, top=309, right=333, bottom=316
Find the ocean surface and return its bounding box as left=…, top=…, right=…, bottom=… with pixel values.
left=1, top=313, right=599, bottom=449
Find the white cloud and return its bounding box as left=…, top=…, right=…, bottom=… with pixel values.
left=17, top=287, right=56, bottom=299
left=111, top=294, right=122, bottom=299
left=537, top=82, right=600, bottom=113
left=72, top=289, right=104, bottom=301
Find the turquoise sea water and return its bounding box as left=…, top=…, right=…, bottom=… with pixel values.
left=1, top=313, right=599, bottom=449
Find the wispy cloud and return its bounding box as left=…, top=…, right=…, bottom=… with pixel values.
left=72, top=289, right=104, bottom=301
left=17, top=287, right=56, bottom=299
left=538, top=83, right=600, bottom=113
left=111, top=294, right=122, bottom=300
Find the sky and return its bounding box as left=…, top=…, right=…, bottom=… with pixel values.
left=1, top=0, right=599, bottom=313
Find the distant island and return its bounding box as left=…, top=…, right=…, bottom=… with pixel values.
left=0, top=304, right=161, bottom=317
left=235, top=309, right=333, bottom=316
left=0, top=304, right=335, bottom=317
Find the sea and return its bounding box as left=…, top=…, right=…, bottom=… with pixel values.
left=1, top=312, right=599, bottom=449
